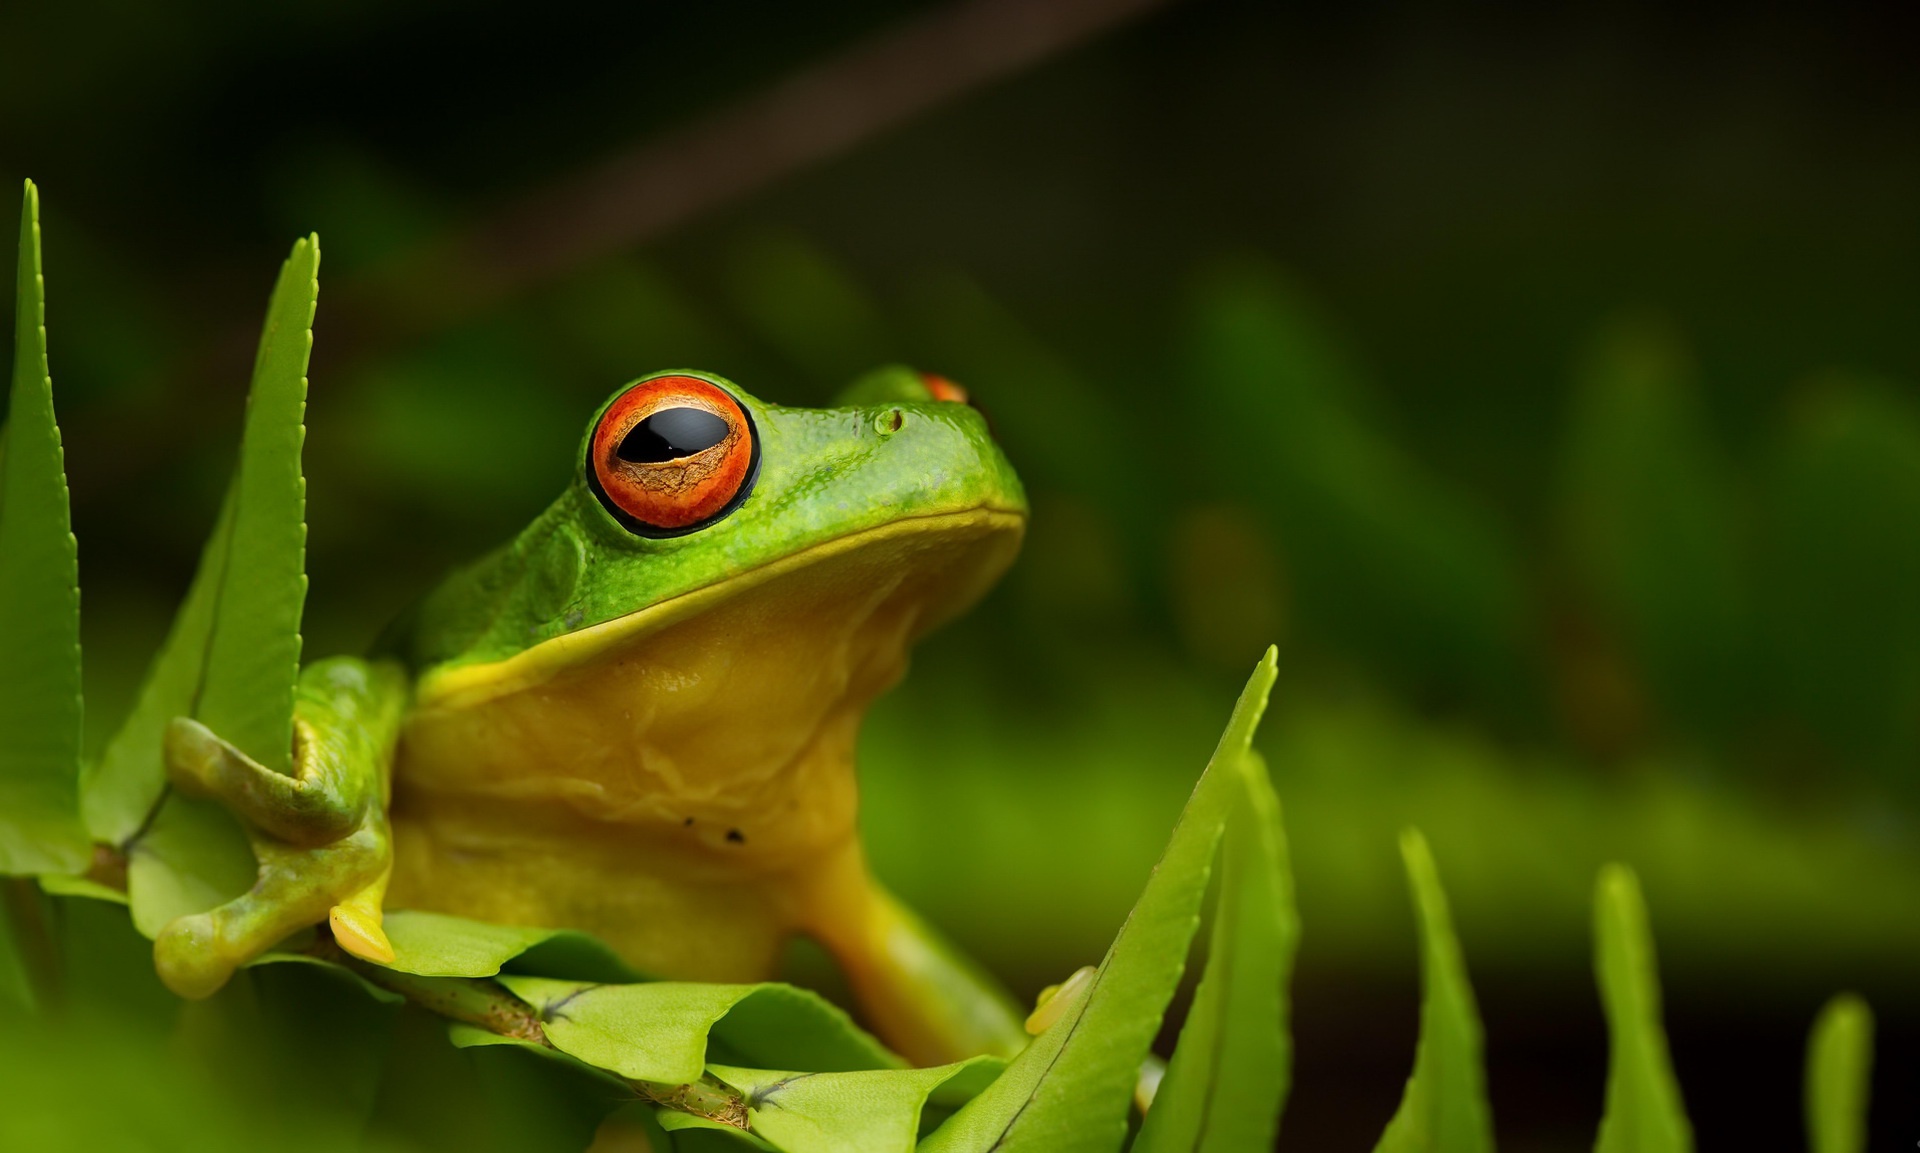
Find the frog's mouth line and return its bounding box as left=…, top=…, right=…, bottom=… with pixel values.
left=414, top=506, right=1025, bottom=713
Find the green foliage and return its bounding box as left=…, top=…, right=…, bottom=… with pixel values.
left=124, top=788, right=256, bottom=936
left=1804, top=994, right=1873, bottom=1153
left=0, top=201, right=1891, bottom=1151
left=499, top=976, right=902, bottom=1082
left=193, top=236, right=316, bottom=774
left=1134, top=740, right=1296, bottom=1153
left=712, top=1058, right=1001, bottom=1153
left=103, top=237, right=316, bottom=934
left=1593, top=865, right=1693, bottom=1153
left=1373, top=829, right=1494, bottom=1153
left=381, top=909, right=641, bottom=983
left=0, top=179, right=89, bottom=876
left=922, top=650, right=1279, bottom=1153
left=84, top=491, right=233, bottom=843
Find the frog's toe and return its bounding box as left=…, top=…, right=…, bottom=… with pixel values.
left=329, top=902, right=394, bottom=964
left=326, top=857, right=394, bottom=964
left=154, top=914, right=237, bottom=1000
left=162, top=716, right=226, bottom=792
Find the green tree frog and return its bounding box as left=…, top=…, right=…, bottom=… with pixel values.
left=155, top=366, right=1029, bottom=1066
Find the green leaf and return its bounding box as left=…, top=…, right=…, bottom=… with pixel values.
left=380, top=909, right=638, bottom=983
left=1372, top=829, right=1495, bottom=1153
left=0, top=179, right=90, bottom=875
left=1593, top=864, right=1693, bottom=1153
left=196, top=235, right=316, bottom=773
left=37, top=871, right=128, bottom=905
left=921, top=648, right=1279, bottom=1153
left=117, top=235, right=318, bottom=932
left=710, top=1057, right=1000, bottom=1153
left=127, top=793, right=254, bottom=937
left=1134, top=744, right=1297, bottom=1153
left=1804, top=994, right=1873, bottom=1153
left=86, top=490, right=233, bottom=843
left=497, top=976, right=901, bottom=1086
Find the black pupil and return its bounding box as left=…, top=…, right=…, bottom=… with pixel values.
left=617, top=407, right=730, bottom=463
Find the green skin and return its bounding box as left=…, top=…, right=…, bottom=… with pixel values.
left=155, top=367, right=1033, bottom=1066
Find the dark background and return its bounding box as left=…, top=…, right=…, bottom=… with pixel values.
left=4, top=0, right=1918, bottom=1146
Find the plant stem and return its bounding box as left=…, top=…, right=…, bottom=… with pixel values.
left=65, top=845, right=755, bottom=1132
left=313, top=937, right=754, bottom=1130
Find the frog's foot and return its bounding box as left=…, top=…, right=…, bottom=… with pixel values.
left=155, top=716, right=391, bottom=998
left=152, top=825, right=390, bottom=998
left=165, top=716, right=366, bottom=845
left=1025, top=967, right=1165, bottom=1114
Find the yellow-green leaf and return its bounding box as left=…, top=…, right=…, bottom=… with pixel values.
left=1133, top=744, right=1297, bottom=1153
left=1372, top=829, right=1495, bottom=1153
left=497, top=976, right=901, bottom=1086
left=921, top=648, right=1279, bottom=1153
left=711, top=1057, right=1001, bottom=1153
left=1805, top=994, right=1872, bottom=1153
left=1593, top=864, right=1693, bottom=1153
left=126, top=794, right=254, bottom=937
left=0, top=179, right=90, bottom=875
left=196, top=235, right=316, bottom=773
left=85, top=490, right=233, bottom=843
left=115, top=236, right=318, bottom=933
left=380, top=909, right=638, bottom=984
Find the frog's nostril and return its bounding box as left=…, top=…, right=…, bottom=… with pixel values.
left=876, top=408, right=905, bottom=435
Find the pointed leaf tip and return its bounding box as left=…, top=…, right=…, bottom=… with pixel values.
left=1372, top=828, right=1493, bottom=1153
left=1135, top=677, right=1297, bottom=1153
left=1593, top=864, right=1693, bottom=1153
left=0, top=177, right=90, bottom=875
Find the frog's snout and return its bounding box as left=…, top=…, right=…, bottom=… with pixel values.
left=861, top=397, right=1025, bottom=520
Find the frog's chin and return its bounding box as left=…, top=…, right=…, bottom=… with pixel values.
left=414, top=505, right=1025, bottom=714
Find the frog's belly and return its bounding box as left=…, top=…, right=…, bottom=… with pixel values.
left=387, top=797, right=827, bottom=982
left=386, top=671, right=872, bottom=981
left=384, top=534, right=963, bottom=981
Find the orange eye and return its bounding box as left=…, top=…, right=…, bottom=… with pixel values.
left=587, top=375, right=758, bottom=535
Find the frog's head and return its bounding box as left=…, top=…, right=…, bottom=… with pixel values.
left=406, top=368, right=1026, bottom=712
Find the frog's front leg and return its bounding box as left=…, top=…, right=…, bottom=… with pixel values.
left=153, top=656, right=408, bottom=999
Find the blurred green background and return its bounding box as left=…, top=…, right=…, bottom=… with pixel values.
left=4, top=0, right=1918, bottom=1146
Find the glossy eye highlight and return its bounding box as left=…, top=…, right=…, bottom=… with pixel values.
left=589, top=376, right=758, bottom=535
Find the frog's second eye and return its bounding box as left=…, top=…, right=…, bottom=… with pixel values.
left=589, top=376, right=758, bottom=535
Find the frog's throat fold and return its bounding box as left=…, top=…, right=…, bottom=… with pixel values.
left=412, top=506, right=1025, bottom=713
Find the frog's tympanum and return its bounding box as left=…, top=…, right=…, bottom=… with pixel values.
left=155, top=367, right=1028, bottom=1065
